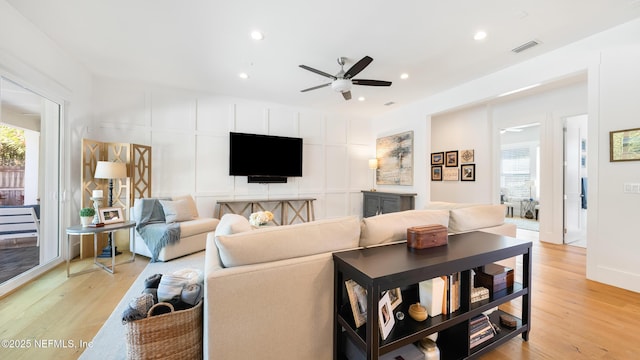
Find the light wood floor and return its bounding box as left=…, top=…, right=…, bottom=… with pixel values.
left=1, top=230, right=639, bottom=359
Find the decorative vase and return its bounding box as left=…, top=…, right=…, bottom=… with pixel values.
left=80, top=216, right=93, bottom=227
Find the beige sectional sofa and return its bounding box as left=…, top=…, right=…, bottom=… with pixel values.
left=203, top=203, right=515, bottom=360
left=130, top=195, right=219, bottom=261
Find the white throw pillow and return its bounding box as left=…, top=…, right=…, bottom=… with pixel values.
left=159, top=199, right=194, bottom=223
left=171, top=194, right=199, bottom=218
left=214, top=214, right=253, bottom=237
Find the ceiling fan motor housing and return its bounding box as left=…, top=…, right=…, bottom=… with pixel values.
left=332, top=78, right=352, bottom=93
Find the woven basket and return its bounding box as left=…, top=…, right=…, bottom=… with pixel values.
left=125, top=300, right=203, bottom=360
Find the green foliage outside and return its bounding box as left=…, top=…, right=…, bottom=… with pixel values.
left=0, top=125, right=25, bottom=166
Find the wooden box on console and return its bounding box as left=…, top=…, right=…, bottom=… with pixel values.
left=474, top=263, right=514, bottom=296
left=406, top=224, right=448, bottom=250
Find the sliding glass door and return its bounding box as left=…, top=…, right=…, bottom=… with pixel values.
left=0, top=76, right=61, bottom=295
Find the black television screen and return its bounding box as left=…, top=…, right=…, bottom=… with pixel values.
left=229, top=132, right=303, bottom=179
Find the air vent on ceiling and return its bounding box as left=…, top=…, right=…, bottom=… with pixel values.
left=512, top=40, right=540, bottom=53
left=384, top=101, right=395, bottom=106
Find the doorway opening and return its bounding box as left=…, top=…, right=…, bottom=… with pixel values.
left=563, top=115, right=587, bottom=248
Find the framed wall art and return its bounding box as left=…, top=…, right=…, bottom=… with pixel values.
left=376, top=131, right=414, bottom=185
left=431, top=166, right=442, bottom=181
left=610, top=128, right=640, bottom=162
left=445, top=150, right=458, bottom=167
left=431, top=152, right=444, bottom=165
left=460, top=149, right=474, bottom=164
left=461, top=164, right=476, bottom=181
left=443, top=167, right=459, bottom=181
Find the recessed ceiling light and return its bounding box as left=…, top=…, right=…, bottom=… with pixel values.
left=250, top=30, right=264, bottom=40
left=238, top=72, right=249, bottom=79
left=400, top=73, right=409, bottom=80
left=474, top=31, right=487, bottom=41
left=358, top=96, right=365, bottom=101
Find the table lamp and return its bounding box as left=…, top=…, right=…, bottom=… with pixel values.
left=94, top=161, right=127, bottom=257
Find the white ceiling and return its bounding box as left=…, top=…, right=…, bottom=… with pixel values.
left=7, top=0, right=640, bottom=117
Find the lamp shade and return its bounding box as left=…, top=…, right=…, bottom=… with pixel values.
left=94, top=161, right=127, bottom=179
left=368, top=158, right=378, bottom=170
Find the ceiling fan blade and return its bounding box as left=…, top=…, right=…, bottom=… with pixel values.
left=342, top=91, right=352, bottom=100
left=352, top=79, right=392, bottom=86
left=299, top=65, right=337, bottom=79
left=343, top=56, right=373, bottom=79
left=300, top=83, right=331, bottom=92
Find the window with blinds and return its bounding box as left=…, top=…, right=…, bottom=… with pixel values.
left=501, top=147, right=531, bottom=199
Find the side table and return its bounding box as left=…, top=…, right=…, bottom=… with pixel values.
left=66, top=221, right=136, bottom=277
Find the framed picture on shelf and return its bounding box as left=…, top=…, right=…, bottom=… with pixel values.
left=345, top=279, right=367, bottom=328
left=378, top=292, right=395, bottom=340
left=431, top=152, right=444, bottom=165
left=99, top=207, right=124, bottom=224
left=610, top=128, right=640, bottom=162
left=431, top=166, right=442, bottom=181
left=461, top=164, right=476, bottom=181
left=445, top=150, right=458, bottom=167
left=385, top=288, right=403, bottom=310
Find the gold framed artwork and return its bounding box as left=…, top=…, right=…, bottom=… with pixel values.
left=376, top=131, right=414, bottom=185
left=610, top=128, right=640, bottom=162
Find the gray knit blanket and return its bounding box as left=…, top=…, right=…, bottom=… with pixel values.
left=135, top=198, right=180, bottom=262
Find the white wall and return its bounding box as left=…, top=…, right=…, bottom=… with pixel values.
left=372, top=18, right=640, bottom=292
left=90, top=76, right=374, bottom=219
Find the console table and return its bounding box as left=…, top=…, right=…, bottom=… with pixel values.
left=216, top=198, right=315, bottom=225
left=333, top=231, right=532, bottom=360
left=66, top=221, right=136, bottom=277
left=362, top=191, right=416, bottom=217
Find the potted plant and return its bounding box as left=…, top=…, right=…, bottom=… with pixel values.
left=80, top=207, right=95, bottom=227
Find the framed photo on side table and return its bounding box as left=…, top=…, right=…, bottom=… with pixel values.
left=345, top=279, right=367, bottom=328
left=99, top=207, right=124, bottom=224
left=378, top=292, right=395, bottom=340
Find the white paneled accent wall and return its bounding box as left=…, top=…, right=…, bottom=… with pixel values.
left=91, top=76, right=374, bottom=220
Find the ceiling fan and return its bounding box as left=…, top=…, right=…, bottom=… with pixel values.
left=299, top=56, right=392, bottom=100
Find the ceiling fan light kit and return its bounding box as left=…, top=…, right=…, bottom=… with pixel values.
left=299, top=56, right=392, bottom=100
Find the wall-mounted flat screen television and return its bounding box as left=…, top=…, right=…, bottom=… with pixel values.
left=229, top=132, right=303, bottom=182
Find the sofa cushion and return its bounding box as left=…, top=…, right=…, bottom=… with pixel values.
left=359, top=209, right=450, bottom=247
left=179, top=217, right=220, bottom=238
left=215, top=216, right=361, bottom=268
left=171, top=195, right=199, bottom=218
left=424, top=201, right=481, bottom=210
left=448, top=204, right=506, bottom=233
left=214, top=214, right=253, bottom=237
left=159, top=199, right=194, bottom=223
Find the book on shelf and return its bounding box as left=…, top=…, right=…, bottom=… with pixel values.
left=469, top=313, right=496, bottom=348
left=471, top=286, right=490, bottom=303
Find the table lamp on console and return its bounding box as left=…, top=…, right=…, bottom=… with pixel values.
left=94, top=161, right=128, bottom=257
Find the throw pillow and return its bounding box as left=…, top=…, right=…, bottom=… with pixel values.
left=159, top=199, right=194, bottom=223
left=214, top=214, right=253, bottom=237
left=171, top=194, right=199, bottom=218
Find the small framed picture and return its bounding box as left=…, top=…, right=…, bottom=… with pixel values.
left=610, top=128, right=640, bottom=162
left=443, top=167, right=459, bottom=181
left=460, top=149, right=474, bottom=164
left=431, top=152, right=444, bottom=165
left=385, top=288, right=403, bottom=310
left=345, top=279, right=367, bottom=328
left=99, top=207, right=124, bottom=224
left=378, top=292, right=395, bottom=340
left=445, top=150, right=458, bottom=167
left=461, top=164, right=476, bottom=181
left=431, top=166, right=442, bottom=181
